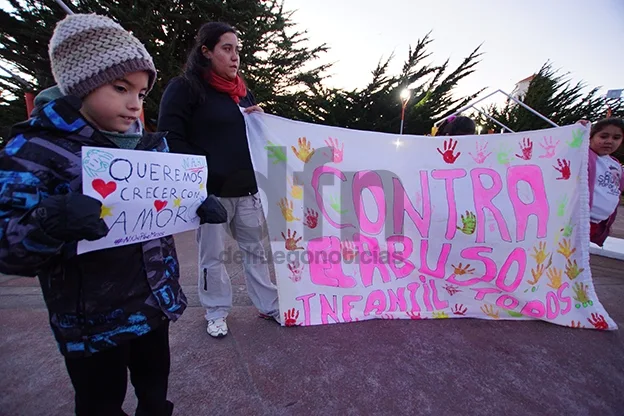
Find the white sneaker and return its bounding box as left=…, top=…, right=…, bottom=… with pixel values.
left=206, top=317, right=228, bottom=338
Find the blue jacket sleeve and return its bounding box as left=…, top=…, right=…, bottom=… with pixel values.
left=0, top=136, right=63, bottom=276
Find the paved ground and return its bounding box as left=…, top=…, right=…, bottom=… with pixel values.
left=1, top=217, right=624, bottom=415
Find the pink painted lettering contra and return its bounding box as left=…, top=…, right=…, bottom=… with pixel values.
left=353, top=171, right=386, bottom=235
left=431, top=169, right=466, bottom=240
left=392, top=173, right=431, bottom=238
left=387, top=235, right=416, bottom=279
left=307, top=237, right=356, bottom=288
left=507, top=165, right=549, bottom=241
left=418, top=239, right=451, bottom=279
left=311, top=166, right=355, bottom=229
left=295, top=293, right=316, bottom=326
left=470, top=168, right=512, bottom=243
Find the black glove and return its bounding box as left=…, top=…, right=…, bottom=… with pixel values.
left=31, top=193, right=110, bottom=242
left=196, top=194, right=227, bottom=224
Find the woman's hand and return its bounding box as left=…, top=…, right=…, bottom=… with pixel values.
left=244, top=105, right=264, bottom=114
left=576, top=119, right=590, bottom=127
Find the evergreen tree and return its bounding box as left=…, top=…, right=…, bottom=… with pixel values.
left=0, top=0, right=331, bottom=142
left=311, top=33, right=485, bottom=135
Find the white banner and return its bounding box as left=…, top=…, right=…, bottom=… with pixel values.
left=78, top=147, right=207, bottom=254
left=245, top=113, right=617, bottom=330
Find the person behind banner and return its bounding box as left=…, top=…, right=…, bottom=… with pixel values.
left=435, top=115, right=476, bottom=136
left=585, top=117, right=624, bottom=246
left=0, top=14, right=225, bottom=416
left=157, top=22, right=280, bottom=338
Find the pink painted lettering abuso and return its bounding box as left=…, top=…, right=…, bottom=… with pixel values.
left=307, top=237, right=356, bottom=288
left=495, top=247, right=526, bottom=292
left=506, top=165, right=549, bottom=242
left=447, top=246, right=497, bottom=286
left=353, top=233, right=392, bottom=288
left=418, top=239, right=451, bottom=278
left=470, top=168, right=512, bottom=243
left=386, top=235, right=416, bottom=279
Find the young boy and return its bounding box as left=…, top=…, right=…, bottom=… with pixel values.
left=0, top=13, right=225, bottom=416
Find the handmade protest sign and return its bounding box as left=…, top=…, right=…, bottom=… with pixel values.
left=245, top=113, right=616, bottom=330
left=78, top=147, right=207, bottom=254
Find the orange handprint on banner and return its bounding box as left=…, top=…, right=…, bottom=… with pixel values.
left=291, top=137, right=315, bottom=163
left=451, top=263, right=475, bottom=275
left=281, top=229, right=304, bottom=251
left=277, top=197, right=300, bottom=222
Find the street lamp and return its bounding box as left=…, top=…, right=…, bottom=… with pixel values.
left=399, top=89, right=411, bottom=135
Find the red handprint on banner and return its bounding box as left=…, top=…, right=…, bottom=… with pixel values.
left=283, top=308, right=300, bottom=327
left=587, top=313, right=608, bottom=330
left=469, top=141, right=492, bottom=164
left=437, top=138, right=461, bottom=164
left=452, top=304, right=467, bottom=316
left=553, top=158, right=571, bottom=180
left=443, top=284, right=462, bottom=296
left=304, top=208, right=319, bottom=229
left=515, top=137, right=533, bottom=160
left=281, top=229, right=304, bottom=251
left=287, top=260, right=303, bottom=282
left=323, top=137, right=344, bottom=163
left=341, top=240, right=357, bottom=262
left=407, top=311, right=426, bottom=320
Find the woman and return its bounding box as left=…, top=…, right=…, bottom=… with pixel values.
left=158, top=22, right=280, bottom=338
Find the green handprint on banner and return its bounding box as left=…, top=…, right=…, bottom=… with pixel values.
left=456, top=211, right=476, bottom=235
left=567, top=129, right=584, bottom=148
left=507, top=310, right=524, bottom=318
left=265, top=141, right=286, bottom=164
left=573, top=282, right=592, bottom=308
left=556, top=194, right=568, bottom=217
left=561, top=220, right=575, bottom=237
left=329, top=195, right=348, bottom=214
left=496, top=144, right=512, bottom=165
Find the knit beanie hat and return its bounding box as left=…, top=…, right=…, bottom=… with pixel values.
left=48, top=13, right=156, bottom=98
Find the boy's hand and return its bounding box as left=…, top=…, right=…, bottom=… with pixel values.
left=196, top=195, right=227, bottom=224
left=244, top=105, right=264, bottom=114
left=32, top=194, right=109, bottom=242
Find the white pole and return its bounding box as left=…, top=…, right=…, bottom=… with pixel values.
left=54, top=0, right=74, bottom=14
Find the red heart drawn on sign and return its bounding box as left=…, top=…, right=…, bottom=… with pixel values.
left=154, top=200, right=168, bottom=212
left=92, top=179, right=117, bottom=199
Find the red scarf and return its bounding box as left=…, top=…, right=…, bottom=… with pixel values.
left=204, top=71, right=247, bottom=104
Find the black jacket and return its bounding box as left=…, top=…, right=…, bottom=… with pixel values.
left=0, top=96, right=187, bottom=357
left=157, top=76, right=258, bottom=197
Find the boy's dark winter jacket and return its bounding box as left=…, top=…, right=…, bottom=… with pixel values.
left=0, top=96, right=187, bottom=357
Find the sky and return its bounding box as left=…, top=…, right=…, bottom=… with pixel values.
left=282, top=0, right=624, bottom=106
left=2, top=0, right=622, bottom=108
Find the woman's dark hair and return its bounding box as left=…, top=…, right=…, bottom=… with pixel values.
left=183, top=22, right=237, bottom=101
left=436, top=115, right=476, bottom=136
left=590, top=117, right=624, bottom=138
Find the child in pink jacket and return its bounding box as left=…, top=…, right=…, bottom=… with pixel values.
left=587, top=118, right=624, bottom=246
